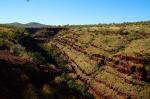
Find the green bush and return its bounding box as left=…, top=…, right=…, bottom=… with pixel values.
left=10, top=32, right=25, bottom=41
left=128, top=31, right=139, bottom=40
left=67, top=79, right=94, bottom=99
left=127, top=28, right=145, bottom=41
left=0, top=32, right=8, bottom=38
left=0, top=38, right=15, bottom=50
left=28, top=52, right=45, bottom=63
left=0, top=38, right=4, bottom=47
left=11, top=45, right=25, bottom=56
left=48, top=48, right=68, bottom=71
left=131, top=75, right=137, bottom=81
left=118, top=28, right=130, bottom=35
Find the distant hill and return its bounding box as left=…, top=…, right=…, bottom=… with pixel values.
left=9, top=22, right=48, bottom=28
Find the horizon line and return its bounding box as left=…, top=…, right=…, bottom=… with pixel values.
left=1, top=19, right=150, bottom=26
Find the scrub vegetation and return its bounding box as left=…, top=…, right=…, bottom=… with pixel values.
left=0, top=21, right=150, bottom=99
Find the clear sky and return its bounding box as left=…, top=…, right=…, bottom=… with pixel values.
left=0, top=0, right=150, bottom=25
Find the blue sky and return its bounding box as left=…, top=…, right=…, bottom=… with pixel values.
left=0, top=0, right=150, bottom=25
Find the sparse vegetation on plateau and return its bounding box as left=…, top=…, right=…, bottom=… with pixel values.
left=0, top=21, right=150, bottom=99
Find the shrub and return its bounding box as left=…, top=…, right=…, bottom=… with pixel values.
left=11, top=45, right=26, bottom=56
left=28, top=52, right=45, bottom=63
left=118, top=28, right=130, bottom=35
left=127, top=29, right=144, bottom=41
left=9, top=32, right=24, bottom=41
left=67, top=79, right=94, bottom=99
left=128, top=31, right=139, bottom=40
left=0, top=38, right=4, bottom=47
left=0, top=38, right=15, bottom=50
left=0, top=32, right=8, bottom=38
left=131, top=75, right=137, bottom=80
left=48, top=48, right=68, bottom=72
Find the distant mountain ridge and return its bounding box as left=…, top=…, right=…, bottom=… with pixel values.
left=9, top=22, right=48, bottom=28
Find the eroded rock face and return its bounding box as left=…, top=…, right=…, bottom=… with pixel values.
left=49, top=27, right=150, bottom=98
